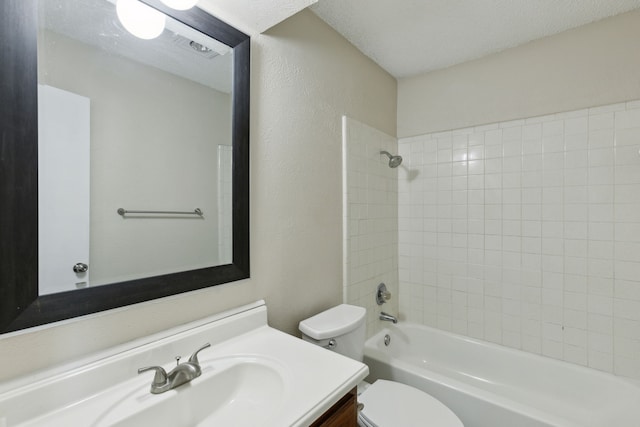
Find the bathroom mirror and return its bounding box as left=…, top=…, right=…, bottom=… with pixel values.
left=0, top=0, right=250, bottom=333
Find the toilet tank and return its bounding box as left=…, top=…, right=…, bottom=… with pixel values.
left=299, top=304, right=366, bottom=361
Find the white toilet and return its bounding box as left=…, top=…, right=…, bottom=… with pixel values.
left=299, top=304, right=463, bottom=427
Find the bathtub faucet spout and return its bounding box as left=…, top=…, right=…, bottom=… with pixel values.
left=379, top=312, right=397, bottom=324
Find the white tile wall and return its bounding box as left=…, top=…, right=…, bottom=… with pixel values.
left=343, top=116, right=399, bottom=336
left=399, top=100, right=640, bottom=380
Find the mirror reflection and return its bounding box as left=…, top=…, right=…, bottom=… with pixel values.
left=37, top=0, right=234, bottom=295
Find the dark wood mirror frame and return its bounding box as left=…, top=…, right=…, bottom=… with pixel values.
left=0, top=0, right=250, bottom=333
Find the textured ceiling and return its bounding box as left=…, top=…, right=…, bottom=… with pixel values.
left=198, top=0, right=317, bottom=36
left=311, top=0, right=640, bottom=78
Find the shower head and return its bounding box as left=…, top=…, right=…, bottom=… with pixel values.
left=380, top=150, right=403, bottom=168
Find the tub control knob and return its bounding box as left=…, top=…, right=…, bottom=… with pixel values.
left=376, top=283, right=391, bottom=305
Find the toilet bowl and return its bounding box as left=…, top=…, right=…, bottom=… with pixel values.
left=299, top=304, right=463, bottom=427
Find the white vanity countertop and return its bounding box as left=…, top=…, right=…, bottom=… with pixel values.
left=208, top=325, right=368, bottom=426
left=0, top=301, right=369, bottom=427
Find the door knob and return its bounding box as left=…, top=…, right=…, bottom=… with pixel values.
left=73, top=263, right=88, bottom=273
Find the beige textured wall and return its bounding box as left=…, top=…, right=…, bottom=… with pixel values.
left=0, top=9, right=396, bottom=383
left=398, top=9, right=640, bottom=137
left=249, top=9, right=396, bottom=336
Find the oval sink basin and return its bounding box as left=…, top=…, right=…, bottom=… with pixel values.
left=95, top=357, right=288, bottom=427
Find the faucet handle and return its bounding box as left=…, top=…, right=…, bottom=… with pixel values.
left=376, top=283, right=391, bottom=305
left=137, top=366, right=168, bottom=386
left=188, top=343, right=211, bottom=365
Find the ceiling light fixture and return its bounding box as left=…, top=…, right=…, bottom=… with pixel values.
left=116, top=0, right=166, bottom=40
left=159, top=0, right=199, bottom=11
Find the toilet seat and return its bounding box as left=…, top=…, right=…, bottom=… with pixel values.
left=358, top=380, right=463, bottom=427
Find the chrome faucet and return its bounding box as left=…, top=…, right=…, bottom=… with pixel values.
left=379, top=312, right=398, bottom=324
left=138, top=343, right=211, bottom=394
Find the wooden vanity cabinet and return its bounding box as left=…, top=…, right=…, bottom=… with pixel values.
left=310, top=387, right=358, bottom=427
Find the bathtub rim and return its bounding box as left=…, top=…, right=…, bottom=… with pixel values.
left=366, top=322, right=640, bottom=387
left=364, top=322, right=640, bottom=427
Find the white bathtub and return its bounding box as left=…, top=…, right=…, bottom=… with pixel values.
left=363, top=324, right=640, bottom=427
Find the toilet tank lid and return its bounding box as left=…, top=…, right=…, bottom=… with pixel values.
left=299, top=304, right=366, bottom=340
